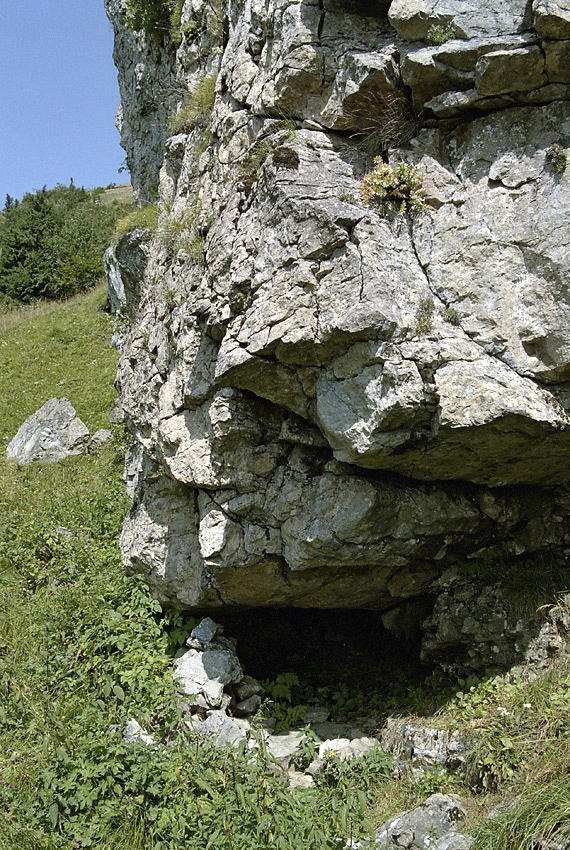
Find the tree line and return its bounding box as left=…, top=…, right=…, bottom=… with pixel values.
left=0, top=182, right=133, bottom=304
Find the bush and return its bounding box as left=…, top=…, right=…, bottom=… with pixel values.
left=125, top=0, right=171, bottom=35
left=359, top=159, right=428, bottom=216
left=0, top=183, right=134, bottom=303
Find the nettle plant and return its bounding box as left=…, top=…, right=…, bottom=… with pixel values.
left=359, top=159, right=428, bottom=216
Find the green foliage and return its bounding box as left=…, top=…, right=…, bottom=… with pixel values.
left=0, top=183, right=133, bottom=304
left=126, top=0, right=223, bottom=46
left=0, top=290, right=399, bottom=850
left=239, top=140, right=274, bottom=190
left=415, top=295, right=435, bottom=335
left=233, top=290, right=254, bottom=314
left=158, top=198, right=205, bottom=265
left=125, top=0, right=171, bottom=36
left=546, top=143, right=567, bottom=173
left=168, top=72, right=217, bottom=140
left=114, top=204, right=159, bottom=241
left=472, top=771, right=570, bottom=850
left=359, top=159, right=428, bottom=216
left=425, top=23, right=455, bottom=45
left=339, top=192, right=358, bottom=205
left=443, top=305, right=462, bottom=326
left=262, top=672, right=309, bottom=731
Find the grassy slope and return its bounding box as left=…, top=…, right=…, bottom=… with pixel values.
left=0, top=286, right=118, bottom=449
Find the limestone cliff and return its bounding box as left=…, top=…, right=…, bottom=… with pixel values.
left=105, top=0, right=570, bottom=667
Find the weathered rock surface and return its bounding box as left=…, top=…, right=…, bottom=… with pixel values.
left=105, top=0, right=570, bottom=662
left=373, top=793, right=472, bottom=849
left=7, top=398, right=91, bottom=465
left=381, top=718, right=470, bottom=780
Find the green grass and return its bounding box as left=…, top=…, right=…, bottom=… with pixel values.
left=0, top=285, right=118, bottom=449
left=114, top=204, right=159, bottom=242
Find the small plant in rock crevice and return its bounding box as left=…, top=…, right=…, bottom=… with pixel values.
left=415, top=295, right=435, bottom=335
left=360, top=159, right=428, bottom=217
left=425, top=22, right=456, bottom=45
left=339, top=89, right=420, bottom=155
left=168, top=71, right=217, bottom=141
left=443, top=305, right=462, bottom=326
left=546, top=143, right=567, bottom=173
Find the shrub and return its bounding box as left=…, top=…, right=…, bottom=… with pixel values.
left=125, top=0, right=171, bottom=36
left=359, top=159, right=428, bottom=216
left=0, top=183, right=134, bottom=303
left=425, top=23, right=455, bottom=45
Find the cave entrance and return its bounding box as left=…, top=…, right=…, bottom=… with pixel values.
left=212, top=606, right=435, bottom=719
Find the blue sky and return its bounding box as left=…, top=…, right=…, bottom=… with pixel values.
left=0, top=0, right=126, bottom=203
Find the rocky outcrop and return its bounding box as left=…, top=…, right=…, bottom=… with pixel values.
left=105, top=0, right=570, bottom=664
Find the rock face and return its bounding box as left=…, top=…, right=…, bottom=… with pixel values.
left=105, top=0, right=570, bottom=662
left=7, top=399, right=91, bottom=465
left=374, top=793, right=473, bottom=849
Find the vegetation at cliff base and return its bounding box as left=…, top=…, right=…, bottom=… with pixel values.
left=0, top=183, right=134, bottom=305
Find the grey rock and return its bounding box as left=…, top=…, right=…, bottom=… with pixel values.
left=104, top=0, right=178, bottom=203
left=475, top=46, right=546, bottom=96
left=374, top=794, right=470, bottom=849
left=533, top=0, right=570, bottom=38
left=235, top=694, right=262, bottom=715
left=107, top=0, right=570, bottom=638
left=381, top=719, right=470, bottom=778
left=318, top=737, right=378, bottom=760
left=90, top=429, right=113, bottom=447
left=173, top=645, right=243, bottom=707
left=434, top=835, right=474, bottom=850
left=189, top=711, right=247, bottom=748
left=124, top=718, right=156, bottom=746
left=109, top=399, right=124, bottom=424
left=235, top=675, right=265, bottom=701
left=389, top=0, right=532, bottom=41
left=266, top=730, right=306, bottom=761
left=189, top=616, right=220, bottom=645
left=288, top=770, right=315, bottom=789
left=104, top=229, right=151, bottom=321
left=7, top=398, right=90, bottom=465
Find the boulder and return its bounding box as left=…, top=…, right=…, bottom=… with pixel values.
left=7, top=398, right=90, bottom=465
left=374, top=794, right=472, bottom=849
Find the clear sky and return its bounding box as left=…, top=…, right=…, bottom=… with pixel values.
left=0, top=0, right=126, bottom=203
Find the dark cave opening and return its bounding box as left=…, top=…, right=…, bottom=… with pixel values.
left=211, top=606, right=432, bottom=710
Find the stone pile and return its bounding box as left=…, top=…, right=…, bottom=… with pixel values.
left=169, top=618, right=379, bottom=786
